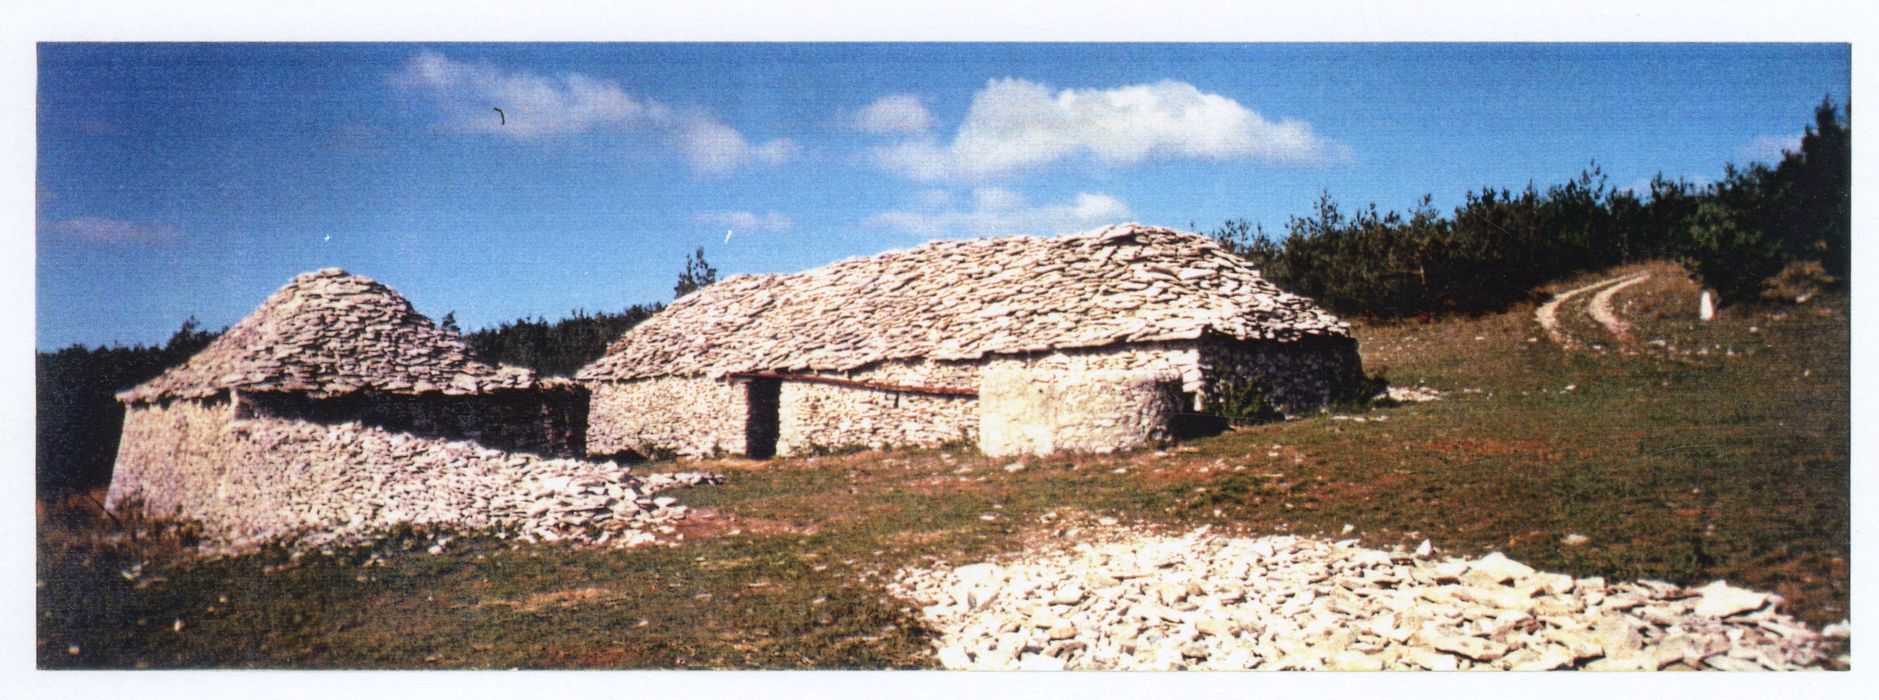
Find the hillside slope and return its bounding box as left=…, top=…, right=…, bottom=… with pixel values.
left=38, top=261, right=1848, bottom=668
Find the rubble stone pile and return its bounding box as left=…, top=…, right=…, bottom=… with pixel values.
left=109, top=395, right=721, bottom=553
left=892, top=528, right=1844, bottom=671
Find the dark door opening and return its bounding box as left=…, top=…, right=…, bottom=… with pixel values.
left=744, top=378, right=781, bottom=459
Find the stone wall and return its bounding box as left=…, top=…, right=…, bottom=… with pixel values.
left=238, top=386, right=588, bottom=458
left=1196, top=336, right=1364, bottom=415
left=581, top=337, right=1361, bottom=460
left=977, top=366, right=1183, bottom=457
left=983, top=342, right=1203, bottom=405
left=775, top=381, right=976, bottom=457
left=105, top=396, right=672, bottom=551
left=587, top=376, right=748, bottom=459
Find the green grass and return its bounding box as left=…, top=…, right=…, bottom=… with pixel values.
left=37, top=262, right=1848, bottom=668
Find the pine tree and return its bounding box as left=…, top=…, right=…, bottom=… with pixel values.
left=674, top=247, right=719, bottom=299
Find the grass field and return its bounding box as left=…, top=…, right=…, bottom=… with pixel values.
left=37, top=262, right=1849, bottom=669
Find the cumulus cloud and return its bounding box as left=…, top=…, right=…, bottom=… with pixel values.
left=865, top=187, right=1130, bottom=238
left=42, top=217, right=177, bottom=243
left=672, top=115, right=801, bottom=175
left=868, top=78, right=1345, bottom=181
left=696, top=210, right=794, bottom=232
left=1737, top=134, right=1801, bottom=166
left=846, top=94, right=935, bottom=133
left=391, top=51, right=796, bottom=176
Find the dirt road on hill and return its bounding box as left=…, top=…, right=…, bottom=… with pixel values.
left=1535, top=272, right=1649, bottom=348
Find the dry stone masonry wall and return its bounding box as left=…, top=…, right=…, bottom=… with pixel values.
left=1198, top=337, right=1366, bottom=415
left=106, top=397, right=706, bottom=552
left=978, top=367, right=1183, bottom=458
left=892, top=528, right=1844, bottom=671
left=586, top=377, right=749, bottom=459
left=776, top=381, right=975, bottom=457
left=239, top=385, right=588, bottom=458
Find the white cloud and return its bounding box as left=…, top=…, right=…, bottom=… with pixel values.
left=913, top=189, right=953, bottom=209
left=671, top=115, right=801, bottom=176
left=869, top=78, right=1345, bottom=181
left=42, top=217, right=176, bottom=243
left=865, top=187, right=1130, bottom=238
left=847, top=94, right=934, bottom=133
left=392, top=51, right=795, bottom=175
left=1737, top=134, right=1801, bottom=165
left=696, top=210, right=794, bottom=232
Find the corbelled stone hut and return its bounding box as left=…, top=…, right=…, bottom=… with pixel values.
left=578, top=224, right=1365, bottom=459
left=105, top=268, right=600, bottom=548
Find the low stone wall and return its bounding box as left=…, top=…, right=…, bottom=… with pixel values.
left=106, top=398, right=680, bottom=551
left=587, top=376, right=747, bottom=459
left=977, top=366, right=1183, bottom=457
left=776, top=380, right=976, bottom=456
left=238, top=386, right=588, bottom=458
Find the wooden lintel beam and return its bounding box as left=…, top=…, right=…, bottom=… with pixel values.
left=730, top=371, right=978, bottom=398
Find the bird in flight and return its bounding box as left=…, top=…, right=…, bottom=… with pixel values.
left=492, top=107, right=505, bottom=125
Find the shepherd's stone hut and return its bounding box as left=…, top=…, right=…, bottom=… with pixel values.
left=105, top=269, right=607, bottom=549
left=577, top=224, right=1364, bottom=460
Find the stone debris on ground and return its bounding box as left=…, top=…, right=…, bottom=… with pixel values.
left=166, top=417, right=726, bottom=554
left=891, top=527, right=1842, bottom=671
left=1384, top=386, right=1442, bottom=403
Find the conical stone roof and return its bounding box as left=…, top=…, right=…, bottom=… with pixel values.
left=119, top=268, right=534, bottom=404
left=578, top=224, right=1351, bottom=383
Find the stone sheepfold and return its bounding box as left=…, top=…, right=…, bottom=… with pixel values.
left=579, top=224, right=1365, bottom=460
left=106, top=268, right=707, bottom=551
left=113, top=400, right=716, bottom=552
left=891, top=527, right=1847, bottom=671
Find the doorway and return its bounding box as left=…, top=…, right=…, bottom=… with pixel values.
left=744, top=378, right=781, bottom=459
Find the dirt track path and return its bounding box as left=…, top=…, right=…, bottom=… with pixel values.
left=1534, top=272, right=1649, bottom=348
left=1586, top=273, right=1651, bottom=344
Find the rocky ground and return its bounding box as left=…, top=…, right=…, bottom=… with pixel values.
left=499, top=468, right=725, bottom=548
left=891, top=526, right=1848, bottom=671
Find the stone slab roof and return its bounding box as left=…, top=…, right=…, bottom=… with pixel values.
left=578, top=224, right=1350, bottom=383
left=119, top=269, right=535, bottom=404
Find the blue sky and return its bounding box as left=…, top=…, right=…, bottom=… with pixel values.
left=36, top=43, right=1848, bottom=351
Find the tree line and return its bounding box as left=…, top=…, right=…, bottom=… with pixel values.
left=36, top=318, right=220, bottom=497
left=1211, top=99, right=1849, bottom=317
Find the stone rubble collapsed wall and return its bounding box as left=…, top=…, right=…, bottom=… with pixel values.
left=106, top=397, right=714, bottom=552
left=978, top=367, right=1182, bottom=458
left=891, top=528, right=1844, bottom=671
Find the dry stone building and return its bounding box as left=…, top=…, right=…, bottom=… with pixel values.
left=578, top=224, right=1364, bottom=460
left=104, top=269, right=626, bottom=549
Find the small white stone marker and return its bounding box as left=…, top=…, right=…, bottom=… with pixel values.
left=1699, top=290, right=1715, bottom=321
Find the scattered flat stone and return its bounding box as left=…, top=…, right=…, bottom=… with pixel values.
left=1693, top=581, right=1769, bottom=618
left=1467, top=552, right=1535, bottom=583
left=890, top=529, right=1834, bottom=672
